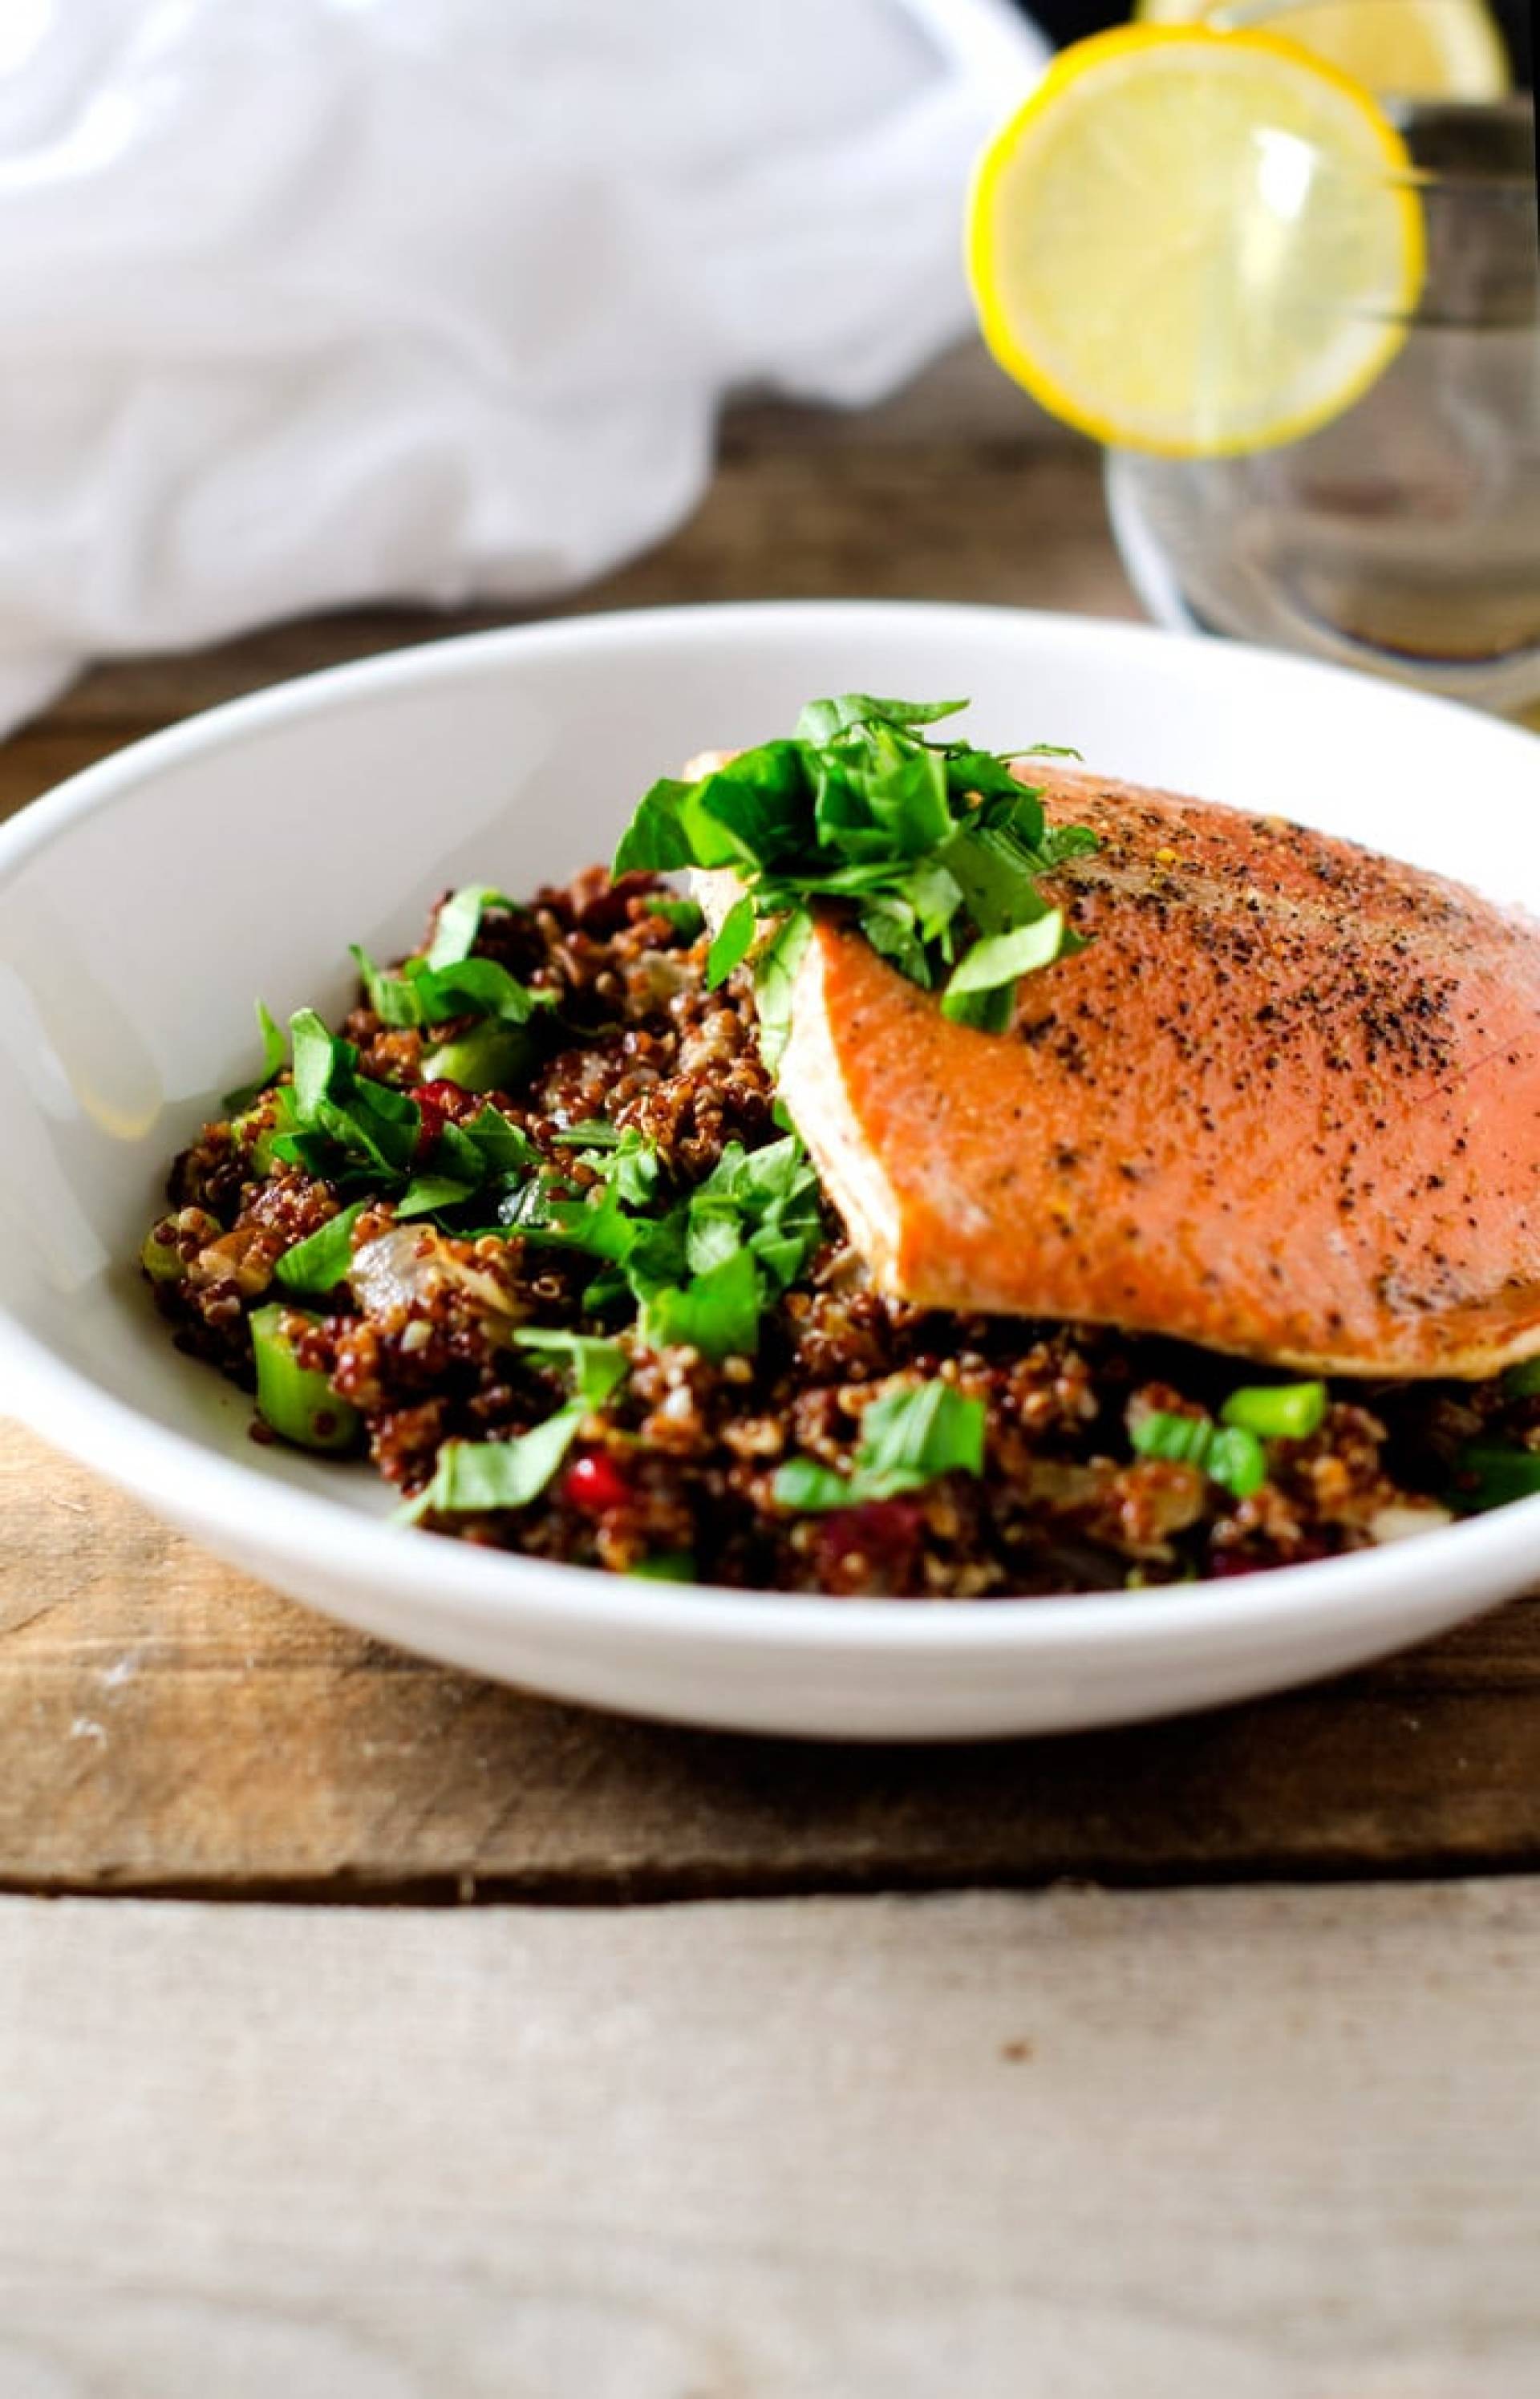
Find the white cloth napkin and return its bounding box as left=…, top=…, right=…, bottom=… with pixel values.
left=0, top=0, right=1044, bottom=740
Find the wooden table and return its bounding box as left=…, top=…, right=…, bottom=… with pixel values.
left=4, top=356, right=1538, bottom=2389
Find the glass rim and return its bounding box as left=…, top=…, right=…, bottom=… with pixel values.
left=1229, top=95, right=1536, bottom=194
left=1205, top=3, right=1535, bottom=188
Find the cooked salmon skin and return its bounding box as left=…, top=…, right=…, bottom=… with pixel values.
left=765, top=764, right=1540, bottom=1379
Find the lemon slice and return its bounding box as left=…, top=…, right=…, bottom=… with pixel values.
left=1134, top=0, right=1511, bottom=103
left=967, top=26, right=1425, bottom=457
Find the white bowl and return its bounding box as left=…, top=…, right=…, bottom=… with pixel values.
left=2, top=602, right=1538, bottom=1739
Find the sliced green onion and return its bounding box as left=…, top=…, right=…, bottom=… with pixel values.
left=249, top=1304, right=361, bottom=1454
left=1206, top=1425, right=1267, bottom=1501
left=140, top=1223, right=184, bottom=1285
left=1130, top=1408, right=1267, bottom=1501
left=1450, top=1441, right=1540, bottom=1514
left=1501, top=1357, right=1540, bottom=1400
left=1130, top=1408, right=1214, bottom=1469
left=1220, top=1381, right=1327, bottom=1441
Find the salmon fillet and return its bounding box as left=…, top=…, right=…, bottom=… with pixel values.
left=726, top=763, right=1540, bottom=1380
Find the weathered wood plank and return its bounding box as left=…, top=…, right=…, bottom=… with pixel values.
left=3, top=1426, right=1538, bottom=1899
left=2, top=1881, right=1537, bottom=2394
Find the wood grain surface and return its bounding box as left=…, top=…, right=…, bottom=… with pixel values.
left=3, top=1881, right=1538, bottom=2395
left=6, top=1426, right=1539, bottom=1903
left=5, top=358, right=1538, bottom=1902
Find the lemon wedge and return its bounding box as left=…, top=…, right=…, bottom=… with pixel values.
left=1134, top=0, right=1511, bottom=103
left=967, top=26, right=1425, bottom=457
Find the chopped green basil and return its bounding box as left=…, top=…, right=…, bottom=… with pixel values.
left=610, top=696, right=1093, bottom=1065
left=706, top=894, right=756, bottom=988
left=553, top=1118, right=621, bottom=1148
left=512, top=1327, right=629, bottom=1408
left=273, top=1201, right=367, bottom=1295
left=281, top=1008, right=421, bottom=1179
left=640, top=1247, right=762, bottom=1360
left=352, top=944, right=548, bottom=1035
left=223, top=999, right=288, bottom=1112
left=398, top=1331, right=627, bottom=1522
left=646, top=897, right=705, bottom=939
left=795, top=695, right=967, bottom=742
left=394, top=1174, right=476, bottom=1220
left=773, top=1380, right=986, bottom=1513
left=398, top=1416, right=584, bottom=1521
left=752, top=907, right=814, bottom=1073
left=941, top=909, right=1068, bottom=1025
left=425, top=884, right=518, bottom=971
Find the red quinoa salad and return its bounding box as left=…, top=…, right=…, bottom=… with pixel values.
left=141, top=695, right=1540, bottom=1595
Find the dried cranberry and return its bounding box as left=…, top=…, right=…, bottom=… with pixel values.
left=409, top=1077, right=468, bottom=1161
left=813, top=1497, right=926, bottom=1595
left=564, top=1450, right=631, bottom=1514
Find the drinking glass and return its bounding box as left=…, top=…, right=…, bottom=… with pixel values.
left=1104, top=55, right=1539, bottom=719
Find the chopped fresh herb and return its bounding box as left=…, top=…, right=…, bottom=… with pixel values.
left=273, top=1201, right=367, bottom=1294
left=425, top=884, right=518, bottom=971
left=625, top=1550, right=697, bottom=1581
left=752, top=908, right=814, bottom=1073
left=646, top=897, right=705, bottom=939
left=795, top=694, right=968, bottom=741
left=1501, top=1357, right=1540, bottom=1401
left=1220, top=1381, right=1327, bottom=1441
left=399, top=1418, right=583, bottom=1520
left=640, top=1248, right=762, bottom=1360
left=419, top=1020, right=542, bottom=1095
left=683, top=1135, right=821, bottom=1294
left=941, top=910, right=1067, bottom=1027
left=611, top=695, right=1094, bottom=1066
left=512, top=1327, right=629, bottom=1408
left=707, top=894, right=756, bottom=988
left=557, top=1124, right=662, bottom=1210
left=448, top=1104, right=540, bottom=1177
left=223, top=999, right=287, bottom=1112
left=351, top=943, right=549, bottom=1035
left=773, top=1380, right=986, bottom=1512
left=1449, top=1441, right=1540, bottom=1514
left=770, top=1456, right=853, bottom=1512
left=505, top=1118, right=821, bottom=1361
left=1130, top=1407, right=1267, bottom=1501
left=394, top=1174, right=476, bottom=1220
left=279, top=1008, right=422, bottom=1180
left=553, top=1118, right=621, bottom=1148
left=398, top=1331, right=626, bottom=1522
left=521, top=1177, right=638, bottom=1264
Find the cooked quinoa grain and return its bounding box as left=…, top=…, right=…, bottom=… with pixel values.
left=143, top=869, right=1520, bottom=1595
